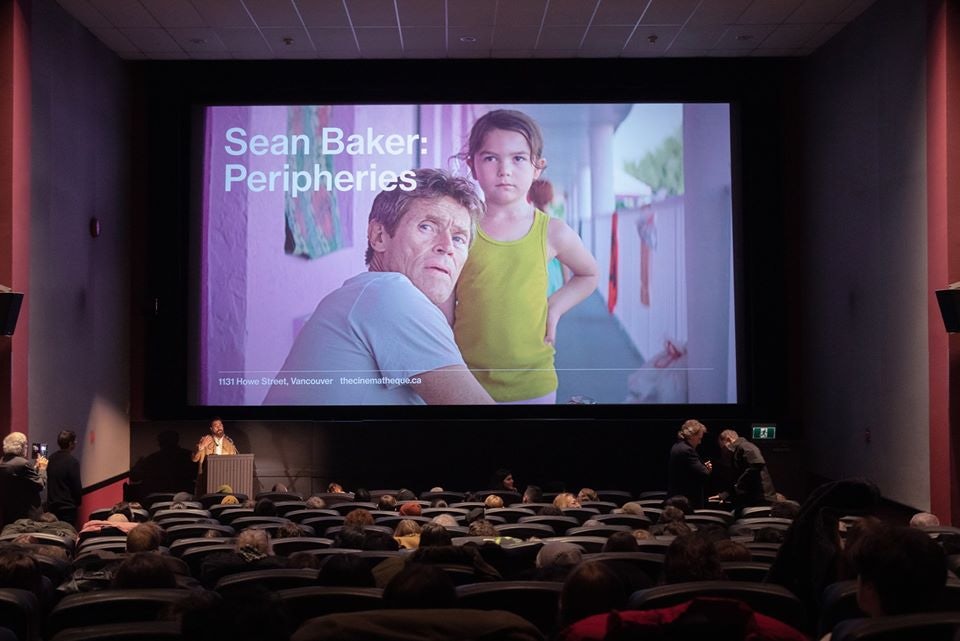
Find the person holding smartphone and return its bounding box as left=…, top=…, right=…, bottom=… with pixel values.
left=0, top=431, right=47, bottom=524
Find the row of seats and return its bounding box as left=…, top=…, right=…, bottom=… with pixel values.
left=9, top=574, right=960, bottom=641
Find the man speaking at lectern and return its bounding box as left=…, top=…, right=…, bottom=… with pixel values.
left=192, top=417, right=239, bottom=470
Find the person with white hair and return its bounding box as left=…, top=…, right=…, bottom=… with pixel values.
left=0, top=431, right=48, bottom=524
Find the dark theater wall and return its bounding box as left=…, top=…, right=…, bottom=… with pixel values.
left=797, top=0, right=932, bottom=510
left=29, top=0, right=132, bottom=486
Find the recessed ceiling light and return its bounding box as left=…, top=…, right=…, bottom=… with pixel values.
left=647, top=34, right=658, bottom=44
left=736, top=34, right=754, bottom=41
left=283, top=37, right=295, bottom=45
left=459, top=36, right=477, bottom=43
left=189, top=38, right=205, bottom=45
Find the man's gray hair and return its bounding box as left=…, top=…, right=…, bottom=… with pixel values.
left=677, top=419, right=707, bottom=441
left=365, top=167, right=484, bottom=265
left=718, top=429, right=739, bottom=442
left=2, top=432, right=28, bottom=456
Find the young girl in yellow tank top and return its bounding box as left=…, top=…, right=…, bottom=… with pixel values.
left=452, top=110, right=599, bottom=404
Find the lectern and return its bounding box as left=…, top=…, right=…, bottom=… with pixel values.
left=200, top=454, right=254, bottom=498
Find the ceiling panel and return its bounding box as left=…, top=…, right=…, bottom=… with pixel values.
left=622, top=25, right=680, bottom=55
left=537, top=26, right=586, bottom=50
left=402, top=26, right=446, bottom=50
left=189, top=0, right=254, bottom=29
left=89, top=27, right=139, bottom=53
left=56, top=0, right=112, bottom=29
left=543, top=0, right=598, bottom=27
left=736, top=0, right=805, bottom=25
left=308, top=27, right=360, bottom=53
left=215, top=28, right=271, bottom=55
left=355, top=26, right=404, bottom=56
left=120, top=28, right=182, bottom=52
left=88, top=0, right=158, bottom=28
left=448, top=0, right=496, bottom=27
left=496, top=0, right=546, bottom=26
left=592, top=0, right=649, bottom=26
left=641, top=0, right=701, bottom=26
left=243, top=0, right=303, bottom=28
left=139, top=0, right=204, bottom=28
left=761, top=22, right=823, bottom=48
left=295, top=0, right=351, bottom=28
left=492, top=24, right=541, bottom=50
left=55, top=0, right=879, bottom=60
left=787, top=0, right=846, bottom=24
left=398, top=0, right=444, bottom=27
left=345, top=0, right=398, bottom=27
left=168, top=27, right=229, bottom=53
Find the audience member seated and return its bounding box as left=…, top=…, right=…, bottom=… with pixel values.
left=766, top=478, right=880, bottom=620
left=523, top=485, right=543, bottom=504
left=633, top=528, right=654, bottom=543
left=199, top=528, right=285, bottom=588
left=484, top=495, right=504, bottom=509
left=253, top=498, right=278, bottom=516
left=419, top=523, right=453, bottom=548
left=909, top=511, right=941, bottom=528
left=821, top=524, right=948, bottom=641
left=602, top=531, right=640, bottom=553
left=534, top=541, right=583, bottom=582
left=754, top=526, right=787, bottom=543
left=276, top=522, right=306, bottom=539
left=327, top=482, right=345, bottom=493
left=110, top=551, right=178, bottom=589
left=333, top=527, right=366, bottom=550
left=353, top=488, right=371, bottom=502
left=430, top=513, right=459, bottom=529
left=489, top=469, right=516, bottom=492
left=540, top=505, right=563, bottom=517
left=558, top=560, right=631, bottom=629
left=4, top=533, right=71, bottom=560
left=220, top=495, right=240, bottom=506
left=79, top=505, right=140, bottom=537
left=304, top=496, right=327, bottom=510
left=554, top=493, right=581, bottom=509
left=377, top=495, right=397, bottom=511
left=398, top=502, right=422, bottom=517
left=663, top=495, right=694, bottom=514
left=362, top=530, right=401, bottom=552
left=383, top=563, right=457, bottom=609
left=577, top=488, right=599, bottom=504
left=714, top=539, right=753, bottom=562
left=1, top=511, right=77, bottom=538
left=0, top=547, right=51, bottom=607
left=468, top=519, right=499, bottom=538
left=343, top=508, right=374, bottom=530
left=558, top=598, right=808, bottom=641
left=180, top=586, right=293, bottom=641
left=394, top=519, right=422, bottom=549
left=770, top=499, right=801, bottom=520
left=317, top=554, right=376, bottom=587
left=662, top=533, right=724, bottom=584
left=396, top=489, right=417, bottom=502
left=615, top=501, right=647, bottom=517
left=126, top=522, right=164, bottom=552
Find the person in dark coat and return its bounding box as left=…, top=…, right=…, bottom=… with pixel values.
left=0, top=432, right=46, bottom=527
left=666, top=419, right=712, bottom=509
left=710, top=429, right=777, bottom=509
left=45, top=430, right=82, bottom=526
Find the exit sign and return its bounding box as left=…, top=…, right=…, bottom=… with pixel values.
left=752, top=424, right=777, bottom=440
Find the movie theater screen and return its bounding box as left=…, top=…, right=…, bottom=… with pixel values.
left=195, top=103, right=736, bottom=406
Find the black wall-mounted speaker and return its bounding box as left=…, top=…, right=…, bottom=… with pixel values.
left=0, top=291, right=23, bottom=336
